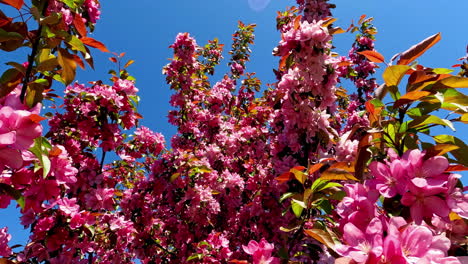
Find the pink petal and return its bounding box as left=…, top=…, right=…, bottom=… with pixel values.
left=0, top=131, right=16, bottom=145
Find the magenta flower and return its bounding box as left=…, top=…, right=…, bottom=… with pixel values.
left=401, top=182, right=450, bottom=224
left=0, top=227, right=12, bottom=257
left=335, top=217, right=383, bottom=263
left=404, top=149, right=449, bottom=190
left=369, top=158, right=408, bottom=198
left=242, top=238, right=279, bottom=264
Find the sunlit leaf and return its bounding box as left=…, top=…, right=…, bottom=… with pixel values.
left=276, top=171, right=293, bottom=184
left=445, top=164, right=468, bottom=172
left=320, top=168, right=357, bottom=181
left=124, top=59, right=135, bottom=68
left=304, top=229, right=336, bottom=249
left=0, top=0, right=24, bottom=10
left=424, top=144, right=459, bottom=159
left=397, top=33, right=441, bottom=65
left=73, top=13, right=87, bottom=37
left=290, top=167, right=306, bottom=184
left=80, top=37, right=109, bottom=52
left=433, top=76, right=468, bottom=89
left=433, top=135, right=468, bottom=166
left=66, top=35, right=86, bottom=53
left=383, top=65, right=411, bottom=87
left=409, top=115, right=455, bottom=131
left=393, top=91, right=431, bottom=108
left=57, top=48, right=76, bottom=85
left=357, top=50, right=385, bottom=63
left=291, top=199, right=305, bottom=218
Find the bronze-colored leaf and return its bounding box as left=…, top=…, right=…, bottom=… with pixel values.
left=73, top=13, right=87, bottom=37
left=424, top=144, right=459, bottom=159
left=357, top=50, right=385, bottom=63
left=0, top=0, right=24, bottom=10
left=393, top=91, right=431, bottom=108
left=304, top=229, right=336, bottom=249
left=0, top=68, right=23, bottom=98
left=80, top=36, right=109, bottom=52
left=397, top=33, right=441, bottom=65
left=57, top=48, right=76, bottom=85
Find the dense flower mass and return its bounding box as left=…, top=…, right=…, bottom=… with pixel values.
left=0, top=0, right=466, bottom=263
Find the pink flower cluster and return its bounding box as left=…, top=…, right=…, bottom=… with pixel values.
left=0, top=88, right=42, bottom=173
left=243, top=238, right=279, bottom=264
left=370, top=149, right=467, bottom=224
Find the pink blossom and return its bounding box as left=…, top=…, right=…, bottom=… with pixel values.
left=84, top=0, right=101, bottom=23
left=0, top=227, right=11, bottom=257
left=401, top=182, right=450, bottom=224
left=243, top=238, right=279, bottom=264
left=335, top=217, right=383, bottom=263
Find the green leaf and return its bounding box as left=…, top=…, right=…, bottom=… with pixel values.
left=279, top=192, right=294, bottom=203
left=409, top=115, right=455, bottom=131
left=28, top=137, right=52, bottom=178
left=432, top=68, right=454, bottom=74
left=433, top=135, right=468, bottom=166
left=186, top=254, right=203, bottom=261
left=316, top=182, right=342, bottom=192
left=291, top=198, right=305, bottom=218
left=66, top=35, right=86, bottom=53
left=59, top=0, right=76, bottom=8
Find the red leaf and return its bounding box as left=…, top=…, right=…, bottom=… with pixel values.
left=0, top=0, right=24, bottom=10
left=275, top=172, right=293, bottom=184
left=292, top=166, right=306, bottom=171
left=49, top=146, right=62, bottom=157
left=308, top=163, right=324, bottom=175
left=73, top=13, right=87, bottom=37
left=109, top=57, right=117, bottom=63
left=357, top=50, right=385, bottom=63
left=397, top=33, right=441, bottom=65
left=445, top=164, right=468, bottom=172
left=71, top=54, right=85, bottom=69
left=29, top=114, right=46, bottom=123
left=80, top=37, right=109, bottom=52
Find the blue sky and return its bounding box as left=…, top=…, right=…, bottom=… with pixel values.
left=2, top=0, right=468, bottom=250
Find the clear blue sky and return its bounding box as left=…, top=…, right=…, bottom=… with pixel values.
left=2, top=0, right=468, bottom=251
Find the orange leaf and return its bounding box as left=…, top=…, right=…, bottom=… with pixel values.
left=71, top=54, right=85, bottom=69
left=229, top=260, right=248, bottom=264
left=330, top=162, right=355, bottom=173
left=73, top=13, right=87, bottom=37
left=308, top=163, right=324, bottom=175
left=124, top=59, right=134, bottom=68
left=357, top=50, right=385, bottom=63
left=338, top=61, right=351, bottom=67
left=358, top=14, right=367, bottom=25
left=445, top=164, right=468, bottom=172
left=293, top=15, right=302, bottom=30
left=424, top=144, right=460, bottom=159
left=393, top=91, right=431, bottom=108
left=0, top=0, right=23, bottom=10
left=320, top=168, right=357, bottom=181
left=109, top=57, right=117, bottom=63
left=49, top=146, right=62, bottom=157
left=29, top=114, right=46, bottom=123
left=275, top=172, right=293, bottom=184
left=304, top=229, right=336, bottom=249
left=80, top=37, right=109, bottom=52
left=292, top=166, right=306, bottom=171
left=397, top=33, right=441, bottom=65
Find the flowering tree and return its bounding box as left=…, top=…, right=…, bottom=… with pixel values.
left=0, top=0, right=467, bottom=263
